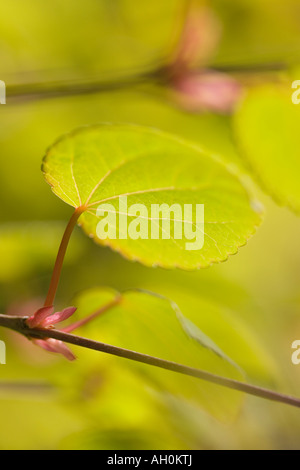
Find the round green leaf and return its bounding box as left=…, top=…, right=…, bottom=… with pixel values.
left=43, top=124, right=262, bottom=269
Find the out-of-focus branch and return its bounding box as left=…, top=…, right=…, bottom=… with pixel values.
left=6, top=68, right=162, bottom=103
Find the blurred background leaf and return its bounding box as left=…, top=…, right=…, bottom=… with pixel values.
left=234, top=84, right=300, bottom=213
left=70, top=287, right=245, bottom=421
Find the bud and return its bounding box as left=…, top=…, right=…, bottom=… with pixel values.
left=172, top=71, right=242, bottom=113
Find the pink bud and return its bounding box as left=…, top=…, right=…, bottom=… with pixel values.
left=26, top=305, right=78, bottom=360
left=26, top=306, right=77, bottom=329
left=173, top=72, right=242, bottom=113
left=41, top=307, right=77, bottom=328
left=26, top=306, right=54, bottom=329
left=32, top=338, right=76, bottom=361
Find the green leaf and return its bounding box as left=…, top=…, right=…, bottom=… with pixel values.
left=70, top=287, right=252, bottom=420
left=43, top=124, right=262, bottom=269
left=168, top=288, right=277, bottom=382
left=234, top=85, right=300, bottom=214
left=131, top=288, right=241, bottom=372
left=176, top=311, right=242, bottom=373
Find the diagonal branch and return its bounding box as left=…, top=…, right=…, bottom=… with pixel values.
left=0, top=313, right=300, bottom=409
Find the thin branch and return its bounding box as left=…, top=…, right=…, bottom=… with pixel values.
left=0, top=313, right=300, bottom=409
left=7, top=69, right=161, bottom=104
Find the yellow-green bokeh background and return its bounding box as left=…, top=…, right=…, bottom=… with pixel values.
left=1, top=0, right=300, bottom=450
